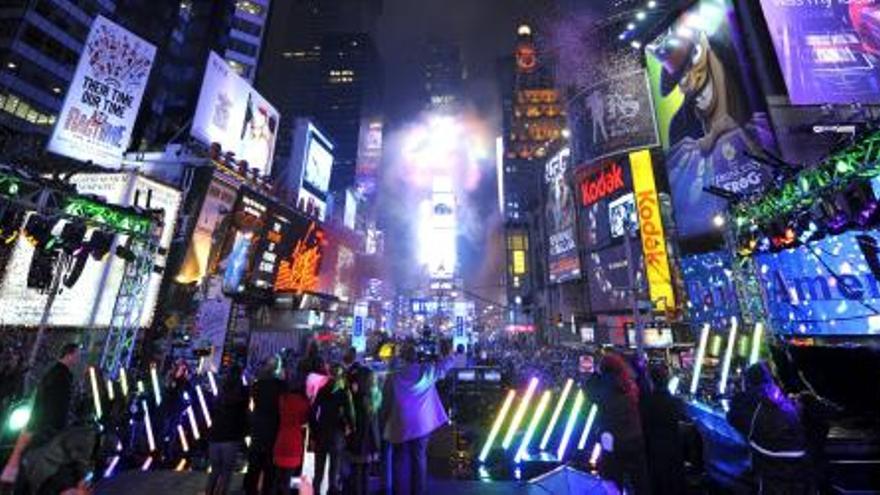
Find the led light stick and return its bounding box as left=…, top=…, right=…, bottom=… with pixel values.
left=557, top=390, right=585, bottom=461
left=719, top=317, right=738, bottom=395
left=690, top=323, right=710, bottom=395
left=749, top=322, right=764, bottom=365
left=515, top=390, right=552, bottom=462
left=540, top=378, right=573, bottom=450
left=177, top=424, right=189, bottom=452
left=577, top=404, right=598, bottom=450
left=502, top=377, right=539, bottom=449
left=589, top=442, right=602, bottom=467
left=478, top=389, right=516, bottom=463
left=186, top=405, right=200, bottom=440
left=105, top=378, right=115, bottom=401
left=119, top=367, right=129, bottom=397
left=207, top=371, right=218, bottom=396
left=667, top=375, right=680, bottom=395
left=150, top=364, right=162, bottom=405
left=141, top=457, right=153, bottom=472
left=196, top=384, right=212, bottom=428
left=103, top=456, right=120, bottom=478
left=142, top=400, right=155, bottom=452
left=88, top=367, right=102, bottom=419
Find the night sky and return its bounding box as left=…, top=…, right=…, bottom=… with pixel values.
left=375, top=0, right=555, bottom=300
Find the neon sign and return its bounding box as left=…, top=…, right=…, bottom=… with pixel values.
left=580, top=162, right=625, bottom=207
left=275, top=221, right=325, bottom=293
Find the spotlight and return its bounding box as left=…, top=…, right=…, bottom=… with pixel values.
left=59, top=220, right=86, bottom=254
left=87, top=230, right=114, bottom=261
left=627, top=22, right=635, bottom=30
left=23, top=213, right=54, bottom=250
left=648, top=0, right=658, bottom=8
left=636, top=11, right=647, bottom=20
left=115, top=245, right=136, bottom=263
left=712, top=213, right=726, bottom=228
left=63, top=252, right=88, bottom=289
left=27, top=247, right=58, bottom=291
left=631, top=40, right=642, bottom=49
left=0, top=208, right=22, bottom=244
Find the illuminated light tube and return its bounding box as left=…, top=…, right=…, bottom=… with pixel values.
left=540, top=379, right=573, bottom=451
left=557, top=390, right=585, bottom=461
left=690, top=323, right=711, bottom=395
left=137, top=380, right=146, bottom=395
left=502, top=377, right=539, bottom=450
left=515, top=390, right=552, bottom=462
left=142, top=400, right=156, bottom=452
left=119, top=368, right=129, bottom=397
left=244, top=435, right=251, bottom=448
left=186, top=405, right=201, bottom=440
left=208, top=371, right=218, bottom=396
left=106, top=378, right=115, bottom=401
left=177, top=424, right=190, bottom=453
left=88, top=367, right=103, bottom=419
left=150, top=364, right=162, bottom=406
left=478, top=389, right=517, bottom=463
left=249, top=397, right=255, bottom=413
left=196, top=384, right=212, bottom=428
left=242, top=373, right=248, bottom=387
left=577, top=404, right=598, bottom=451
left=589, top=442, right=602, bottom=467
left=719, top=317, right=738, bottom=395
left=141, top=456, right=153, bottom=472
left=197, top=356, right=206, bottom=375
left=668, top=375, right=681, bottom=395
left=103, top=455, right=120, bottom=478
left=749, top=322, right=764, bottom=365
left=175, top=458, right=187, bottom=472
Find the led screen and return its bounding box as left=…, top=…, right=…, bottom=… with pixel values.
left=303, top=130, right=334, bottom=195
left=192, top=52, right=279, bottom=175
left=176, top=177, right=237, bottom=285
left=216, top=191, right=267, bottom=296
left=645, top=0, right=776, bottom=239
left=681, top=251, right=740, bottom=327
left=759, top=0, right=880, bottom=105
left=544, top=148, right=581, bottom=283
left=755, top=231, right=880, bottom=336
left=586, top=244, right=646, bottom=313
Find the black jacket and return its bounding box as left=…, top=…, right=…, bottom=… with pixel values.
left=249, top=377, right=285, bottom=450
left=310, top=384, right=352, bottom=450
left=29, top=362, right=73, bottom=439
left=585, top=372, right=644, bottom=447
left=209, top=384, right=249, bottom=443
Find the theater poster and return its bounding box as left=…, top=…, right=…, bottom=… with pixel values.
left=545, top=148, right=581, bottom=283
left=646, top=0, right=777, bottom=238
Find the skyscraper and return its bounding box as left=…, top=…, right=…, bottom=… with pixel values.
left=420, top=38, right=464, bottom=111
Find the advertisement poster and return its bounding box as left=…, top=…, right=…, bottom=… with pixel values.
left=646, top=0, right=776, bottom=238
left=0, top=174, right=179, bottom=328
left=587, top=244, right=646, bottom=313
left=275, top=219, right=326, bottom=293
left=681, top=251, right=740, bottom=327
left=755, top=231, right=880, bottom=335
left=578, top=159, right=634, bottom=251
left=544, top=148, right=581, bottom=283
left=250, top=208, right=294, bottom=290
left=176, top=177, right=237, bottom=285
left=216, top=191, right=267, bottom=295
left=192, top=52, right=279, bottom=175
left=303, top=129, right=334, bottom=196
left=47, top=16, right=156, bottom=168
left=356, top=118, right=384, bottom=196
left=760, top=0, right=880, bottom=105
left=569, top=70, right=659, bottom=163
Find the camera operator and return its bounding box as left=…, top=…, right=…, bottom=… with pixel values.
left=381, top=336, right=454, bottom=495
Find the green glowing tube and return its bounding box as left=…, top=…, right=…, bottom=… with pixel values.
left=502, top=377, right=539, bottom=450
left=539, top=378, right=572, bottom=451
left=515, top=390, right=552, bottom=462
left=478, top=389, right=516, bottom=463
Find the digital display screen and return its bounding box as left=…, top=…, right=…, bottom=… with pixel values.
left=545, top=148, right=581, bottom=282
left=681, top=251, right=740, bottom=327
left=303, top=130, right=334, bottom=195
left=755, top=231, right=880, bottom=336
left=586, top=244, right=646, bottom=313
left=759, top=0, right=880, bottom=105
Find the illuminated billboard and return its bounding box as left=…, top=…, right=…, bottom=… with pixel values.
left=759, top=0, right=880, bottom=105
left=303, top=126, right=334, bottom=196
left=577, top=159, right=635, bottom=251
left=586, top=244, right=646, bottom=313
left=275, top=219, right=326, bottom=293
left=423, top=177, right=457, bottom=279
left=251, top=208, right=294, bottom=290
left=544, top=148, right=581, bottom=283
left=0, top=173, right=180, bottom=328
left=176, top=177, right=237, bottom=285
left=217, top=190, right=267, bottom=295
left=356, top=117, right=383, bottom=196
left=646, top=0, right=776, bottom=239
left=756, top=231, right=880, bottom=336
left=192, top=52, right=279, bottom=175
left=47, top=16, right=156, bottom=168
left=681, top=251, right=740, bottom=327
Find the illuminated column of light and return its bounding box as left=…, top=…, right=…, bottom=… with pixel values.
left=556, top=390, right=585, bottom=461
left=103, top=456, right=120, bottom=478
left=106, top=378, right=115, bottom=401
left=119, top=367, right=129, bottom=397
left=196, top=384, right=212, bottom=428
left=577, top=404, right=598, bottom=451
left=668, top=375, right=681, bottom=395
left=719, top=317, right=738, bottom=395
left=88, top=367, right=102, bottom=419
left=502, top=377, right=539, bottom=450
left=137, top=380, right=146, bottom=395
left=690, top=323, right=711, bottom=395
left=186, top=405, right=201, bottom=440
left=540, top=379, right=573, bottom=450
left=207, top=371, right=218, bottom=396
left=177, top=424, right=190, bottom=453
left=589, top=442, right=602, bottom=468
left=478, top=389, right=516, bottom=463
left=141, top=457, right=153, bottom=472
left=150, top=364, right=162, bottom=405
left=175, top=459, right=187, bottom=472
left=515, top=390, right=552, bottom=462
left=142, top=400, right=156, bottom=452
left=749, top=322, right=764, bottom=365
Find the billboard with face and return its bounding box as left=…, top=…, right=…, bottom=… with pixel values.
left=545, top=148, right=581, bottom=283
left=646, top=0, right=777, bottom=239
left=192, top=52, right=279, bottom=175
left=176, top=177, right=238, bottom=285
left=759, top=0, right=880, bottom=105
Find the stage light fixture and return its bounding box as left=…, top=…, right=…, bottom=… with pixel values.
left=87, top=230, right=114, bottom=261
left=23, top=213, right=53, bottom=250
left=27, top=247, right=57, bottom=291
left=115, top=244, right=136, bottom=263
left=59, top=220, right=86, bottom=254
left=0, top=207, right=22, bottom=244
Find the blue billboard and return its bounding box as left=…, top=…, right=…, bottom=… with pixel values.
left=681, top=251, right=740, bottom=327
left=755, top=231, right=880, bottom=336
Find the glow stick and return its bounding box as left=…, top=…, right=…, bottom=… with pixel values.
left=88, top=367, right=102, bottom=419
left=208, top=371, right=218, bottom=396
left=175, top=458, right=187, bottom=472
left=690, top=323, right=710, bottom=395
left=150, top=364, right=162, bottom=405
left=540, top=378, right=573, bottom=450
left=244, top=435, right=251, bottom=448
left=589, top=442, right=602, bottom=467
left=557, top=390, right=584, bottom=461
left=577, top=404, right=598, bottom=450
left=137, top=380, right=145, bottom=395
left=749, top=322, right=763, bottom=365
left=478, top=389, right=516, bottom=462
left=515, top=390, right=552, bottom=462
left=106, top=378, right=115, bottom=401
left=177, top=425, right=190, bottom=452
left=719, top=317, right=738, bottom=395
left=104, top=455, right=120, bottom=478
left=668, top=375, right=680, bottom=395
left=119, top=368, right=129, bottom=397
left=186, top=405, right=201, bottom=440
left=196, top=384, right=212, bottom=428
left=142, top=400, right=156, bottom=452
left=141, top=457, right=153, bottom=472
left=502, top=377, right=539, bottom=449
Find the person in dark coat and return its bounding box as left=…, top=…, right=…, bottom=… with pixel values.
left=29, top=344, right=80, bottom=446
left=585, top=352, right=650, bottom=494
left=243, top=357, right=285, bottom=495
left=206, top=366, right=248, bottom=495
left=640, top=362, right=685, bottom=495
left=273, top=374, right=310, bottom=495
left=728, top=362, right=813, bottom=495
left=310, top=364, right=353, bottom=495
left=346, top=367, right=381, bottom=495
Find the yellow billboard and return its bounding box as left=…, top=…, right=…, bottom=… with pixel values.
left=512, top=250, right=527, bottom=275
left=629, top=150, right=675, bottom=311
